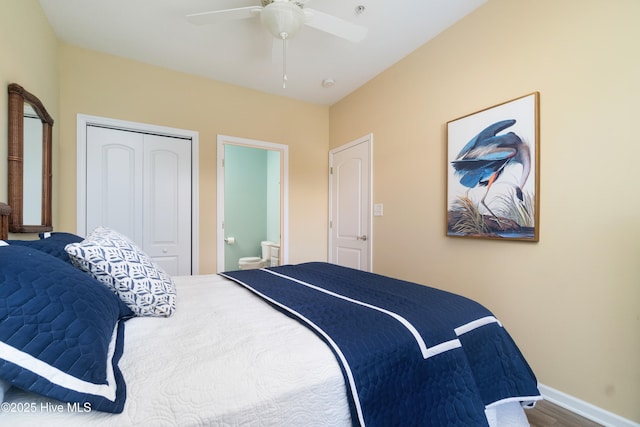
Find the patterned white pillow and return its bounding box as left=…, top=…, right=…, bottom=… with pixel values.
left=65, top=227, right=176, bottom=317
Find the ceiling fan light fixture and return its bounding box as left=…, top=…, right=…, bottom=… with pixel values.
left=260, top=1, right=305, bottom=39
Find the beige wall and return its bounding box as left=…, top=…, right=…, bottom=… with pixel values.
left=57, top=45, right=329, bottom=273
left=330, top=0, right=640, bottom=422
left=0, top=0, right=58, bottom=211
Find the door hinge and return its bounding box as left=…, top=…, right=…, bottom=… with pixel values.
left=330, top=166, right=333, bottom=175
left=329, top=220, right=333, bottom=228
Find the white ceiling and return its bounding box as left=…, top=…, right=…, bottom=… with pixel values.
left=39, top=0, right=486, bottom=105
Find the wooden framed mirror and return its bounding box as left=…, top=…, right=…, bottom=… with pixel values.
left=8, top=83, right=53, bottom=233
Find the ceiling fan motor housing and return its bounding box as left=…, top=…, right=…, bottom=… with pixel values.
left=260, top=0, right=306, bottom=39
left=261, top=0, right=304, bottom=8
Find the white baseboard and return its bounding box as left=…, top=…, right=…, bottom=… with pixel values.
left=538, top=383, right=639, bottom=427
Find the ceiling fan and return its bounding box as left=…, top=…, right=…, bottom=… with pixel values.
left=187, top=0, right=368, bottom=87
left=187, top=0, right=367, bottom=43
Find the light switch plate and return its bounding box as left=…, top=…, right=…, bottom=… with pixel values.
left=374, top=203, right=383, bottom=217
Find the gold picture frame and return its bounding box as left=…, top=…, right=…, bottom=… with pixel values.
left=446, top=92, right=540, bottom=241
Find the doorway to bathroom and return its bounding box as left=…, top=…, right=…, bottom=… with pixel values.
left=216, top=135, right=288, bottom=272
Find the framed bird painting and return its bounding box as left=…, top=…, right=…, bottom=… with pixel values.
left=446, top=92, right=540, bottom=241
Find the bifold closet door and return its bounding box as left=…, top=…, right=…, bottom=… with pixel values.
left=85, top=126, right=192, bottom=275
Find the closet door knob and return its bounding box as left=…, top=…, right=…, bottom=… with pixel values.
left=357, top=235, right=367, bottom=241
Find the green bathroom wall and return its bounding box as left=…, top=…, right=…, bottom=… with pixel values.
left=224, top=144, right=280, bottom=271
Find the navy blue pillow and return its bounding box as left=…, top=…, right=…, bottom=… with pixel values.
left=5, top=232, right=83, bottom=264
left=0, top=244, right=133, bottom=413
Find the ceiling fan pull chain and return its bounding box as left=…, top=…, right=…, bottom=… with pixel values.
left=282, top=33, right=288, bottom=88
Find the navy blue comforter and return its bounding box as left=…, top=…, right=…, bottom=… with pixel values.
left=221, top=262, right=540, bottom=427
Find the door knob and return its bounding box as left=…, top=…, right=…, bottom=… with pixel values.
left=357, top=235, right=367, bottom=241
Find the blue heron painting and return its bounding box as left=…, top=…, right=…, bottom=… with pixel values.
left=446, top=93, right=538, bottom=241
left=452, top=119, right=530, bottom=218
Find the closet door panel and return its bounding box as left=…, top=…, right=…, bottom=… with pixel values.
left=86, top=126, right=144, bottom=243
left=143, top=134, right=191, bottom=275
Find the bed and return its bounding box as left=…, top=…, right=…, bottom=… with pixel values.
left=0, top=221, right=541, bottom=426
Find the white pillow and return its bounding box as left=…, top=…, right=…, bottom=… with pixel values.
left=65, top=227, right=176, bottom=317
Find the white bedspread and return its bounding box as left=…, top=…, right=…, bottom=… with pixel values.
left=1, top=274, right=530, bottom=426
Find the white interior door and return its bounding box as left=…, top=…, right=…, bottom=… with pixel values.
left=329, top=135, right=372, bottom=271
left=85, top=125, right=192, bottom=276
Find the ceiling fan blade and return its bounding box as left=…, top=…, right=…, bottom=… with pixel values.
left=186, top=7, right=261, bottom=26
left=303, top=8, right=367, bottom=42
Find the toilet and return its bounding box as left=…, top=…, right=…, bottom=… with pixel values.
left=238, top=241, right=277, bottom=270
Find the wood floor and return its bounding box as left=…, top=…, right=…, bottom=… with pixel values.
left=526, top=400, right=603, bottom=427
